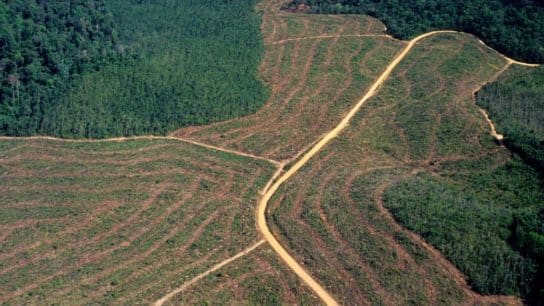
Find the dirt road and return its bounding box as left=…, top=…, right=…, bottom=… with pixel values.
left=153, top=240, right=266, bottom=306
left=255, top=30, right=539, bottom=306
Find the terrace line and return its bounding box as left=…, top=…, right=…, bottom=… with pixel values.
left=0, top=30, right=539, bottom=305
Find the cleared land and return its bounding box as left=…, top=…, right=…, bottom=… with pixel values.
left=268, top=32, right=529, bottom=305
left=1, top=0, right=540, bottom=304
left=162, top=245, right=320, bottom=305
left=0, top=0, right=404, bottom=303
left=0, top=139, right=310, bottom=304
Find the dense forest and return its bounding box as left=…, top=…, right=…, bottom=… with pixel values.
left=476, top=66, right=544, bottom=303
left=0, top=0, right=121, bottom=136
left=477, top=65, right=544, bottom=174
left=286, top=0, right=544, bottom=63
left=384, top=160, right=544, bottom=302
left=0, top=0, right=266, bottom=138
left=382, top=66, right=544, bottom=302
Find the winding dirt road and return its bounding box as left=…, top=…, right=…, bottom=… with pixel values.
left=256, top=30, right=539, bottom=306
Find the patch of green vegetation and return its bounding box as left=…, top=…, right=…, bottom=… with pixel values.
left=287, top=0, right=544, bottom=63
left=1, top=0, right=267, bottom=138
left=344, top=34, right=543, bottom=303
left=477, top=65, right=544, bottom=173
left=383, top=157, right=544, bottom=298
left=0, top=0, right=119, bottom=135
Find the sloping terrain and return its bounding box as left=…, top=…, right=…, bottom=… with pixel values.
left=1, top=0, right=267, bottom=138
left=477, top=65, right=544, bottom=173
left=268, top=32, right=533, bottom=304
left=163, top=245, right=320, bottom=305
left=288, top=0, right=544, bottom=63
left=1, top=0, right=541, bottom=304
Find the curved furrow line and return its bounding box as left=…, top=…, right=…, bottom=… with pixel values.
left=257, top=30, right=519, bottom=306
left=74, top=168, right=248, bottom=303
left=265, top=26, right=350, bottom=157
left=249, top=252, right=301, bottom=303
left=0, top=186, right=169, bottom=277
left=341, top=168, right=431, bottom=301
left=220, top=37, right=326, bottom=149
left=0, top=217, right=68, bottom=230
left=0, top=178, right=203, bottom=303
left=0, top=199, right=125, bottom=261
left=316, top=171, right=393, bottom=304
left=196, top=267, right=268, bottom=303
left=312, top=170, right=374, bottom=305
left=120, top=248, right=221, bottom=303
left=389, top=111, right=412, bottom=162
left=74, top=208, right=226, bottom=304
left=357, top=38, right=387, bottom=77
left=370, top=176, right=492, bottom=304
left=153, top=240, right=266, bottom=306
left=370, top=178, right=439, bottom=304
left=308, top=36, right=366, bottom=135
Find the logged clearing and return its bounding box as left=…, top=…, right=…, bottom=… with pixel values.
left=173, top=0, right=405, bottom=161
left=0, top=139, right=286, bottom=304
left=1, top=0, right=540, bottom=304
left=268, top=31, right=525, bottom=305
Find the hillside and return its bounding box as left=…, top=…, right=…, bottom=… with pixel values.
left=268, top=31, right=542, bottom=304
left=1, top=0, right=543, bottom=305
left=0, top=138, right=320, bottom=304
left=477, top=65, right=544, bottom=173
left=0, top=0, right=120, bottom=135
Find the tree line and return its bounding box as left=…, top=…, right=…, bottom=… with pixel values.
left=477, top=65, right=544, bottom=174
left=477, top=66, right=544, bottom=304
left=287, top=0, right=544, bottom=63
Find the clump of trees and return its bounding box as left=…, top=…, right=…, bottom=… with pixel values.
left=286, top=0, right=544, bottom=63
left=1, top=0, right=267, bottom=138
left=476, top=65, right=544, bottom=304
